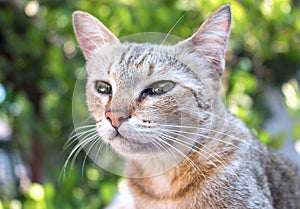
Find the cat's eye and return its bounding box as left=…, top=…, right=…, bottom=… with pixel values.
left=95, top=81, right=112, bottom=95
left=140, top=81, right=175, bottom=100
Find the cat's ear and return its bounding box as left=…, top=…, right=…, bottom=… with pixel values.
left=72, top=11, right=119, bottom=60
left=184, top=5, right=231, bottom=76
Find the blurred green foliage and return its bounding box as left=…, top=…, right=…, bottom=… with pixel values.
left=0, top=165, right=119, bottom=209
left=0, top=0, right=299, bottom=208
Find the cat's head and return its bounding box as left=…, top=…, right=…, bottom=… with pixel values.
left=72, top=5, right=231, bottom=160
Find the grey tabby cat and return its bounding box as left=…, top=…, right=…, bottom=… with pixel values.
left=72, top=4, right=300, bottom=209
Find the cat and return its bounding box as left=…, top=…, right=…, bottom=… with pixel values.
left=72, top=4, right=300, bottom=209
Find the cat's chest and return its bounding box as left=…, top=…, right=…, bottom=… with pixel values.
left=129, top=182, right=210, bottom=209
left=148, top=175, right=173, bottom=194
left=128, top=171, right=205, bottom=207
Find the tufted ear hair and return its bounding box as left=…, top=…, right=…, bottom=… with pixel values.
left=183, top=4, right=232, bottom=76
left=72, top=11, right=119, bottom=60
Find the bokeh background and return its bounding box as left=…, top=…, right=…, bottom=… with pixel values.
left=0, top=0, right=300, bottom=208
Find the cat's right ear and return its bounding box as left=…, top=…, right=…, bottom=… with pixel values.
left=72, top=11, right=119, bottom=60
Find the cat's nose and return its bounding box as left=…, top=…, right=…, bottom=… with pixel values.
left=105, top=111, right=128, bottom=128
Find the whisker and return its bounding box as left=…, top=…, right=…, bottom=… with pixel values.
left=161, top=13, right=186, bottom=45
left=81, top=135, right=101, bottom=178
left=158, top=131, right=240, bottom=181
left=71, top=134, right=99, bottom=166
left=61, top=137, right=93, bottom=181
left=156, top=134, right=205, bottom=176
left=160, top=132, right=224, bottom=165
left=64, top=126, right=97, bottom=149
left=94, top=137, right=106, bottom=163
left=160, top=124, right=268, bottom=159
left=61, top=128, right=98, bottom=179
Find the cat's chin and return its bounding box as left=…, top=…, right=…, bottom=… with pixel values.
left=108, top=135, right=170, bottom=159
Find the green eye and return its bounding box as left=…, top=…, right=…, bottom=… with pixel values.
left=95, top=81, right=112, bottom=95
left=140, top=81, right=175, bottom=100
left=151, top=81, right=175, bottom=94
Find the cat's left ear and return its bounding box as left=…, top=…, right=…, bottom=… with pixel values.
left=182, top=4, right=231, bottom=76
left=72, top=11, right=119, bottom=60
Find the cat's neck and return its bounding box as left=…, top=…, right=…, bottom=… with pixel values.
left=127, top=136, right=241, bottom=202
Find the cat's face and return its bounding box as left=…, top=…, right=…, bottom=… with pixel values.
left=84, top=43, right=211, bottom=158
left=73, top=5, right=231, bottom=159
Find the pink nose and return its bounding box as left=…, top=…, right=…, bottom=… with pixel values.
left=105, top=111, right=128, bottom=128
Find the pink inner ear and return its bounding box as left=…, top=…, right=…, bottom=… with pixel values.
left=72, top=11, right=119, bottom=60
left=188, top=5, right=232, bottom=75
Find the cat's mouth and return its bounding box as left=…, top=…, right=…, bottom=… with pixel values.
left=113, top=129, right=122, bottom=138
left=108, top=132, right=174, bottom=157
